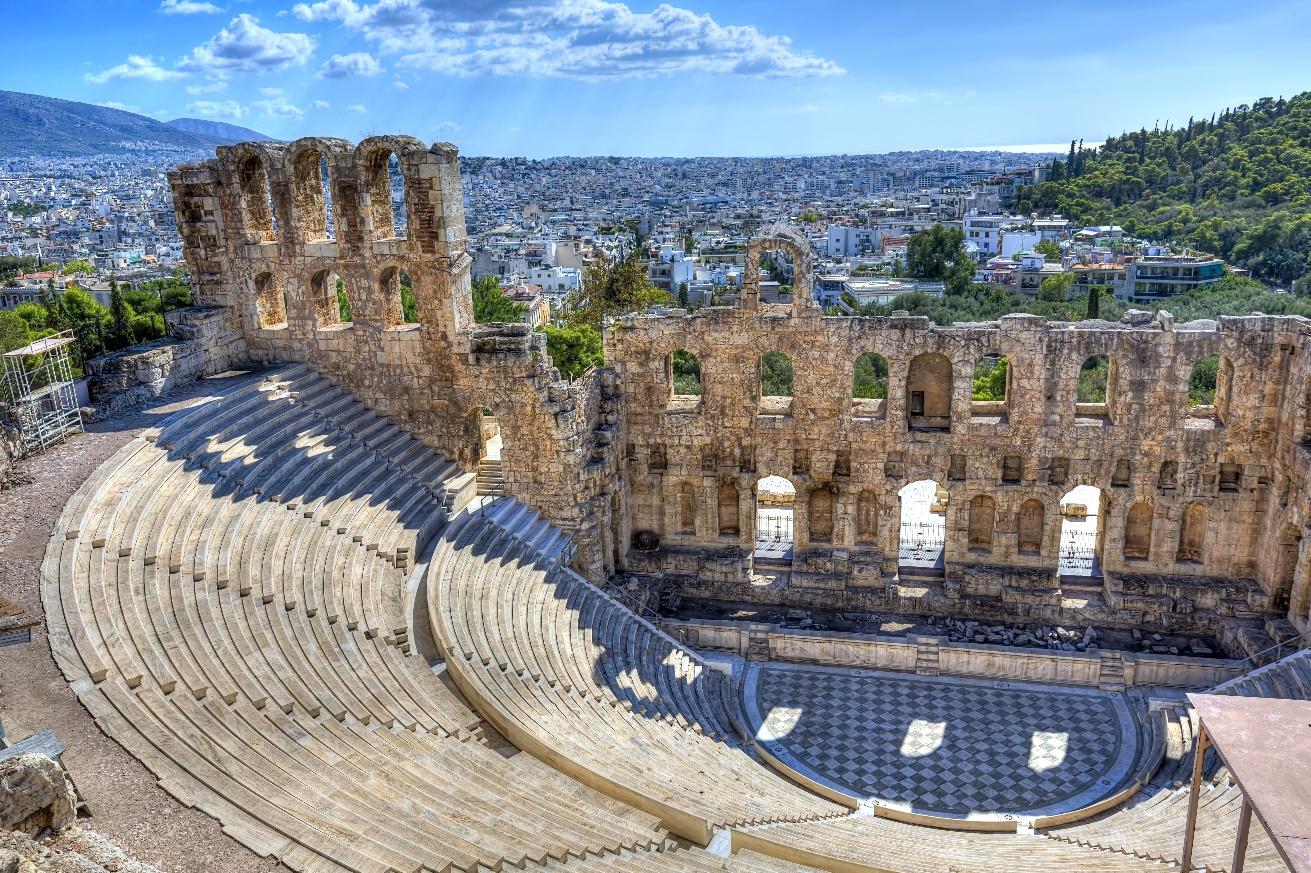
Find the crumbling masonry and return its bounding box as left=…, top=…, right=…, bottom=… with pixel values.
left=168, top=138, right=1311, bottom=656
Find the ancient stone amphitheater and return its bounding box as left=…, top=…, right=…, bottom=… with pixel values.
left=30, top=136, right=1311, bottom=872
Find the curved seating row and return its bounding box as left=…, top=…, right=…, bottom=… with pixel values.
left=1211, top=649, right=1311, bottom=701
left=731, top=811, right=1169, bottom=873
left=428, top=505, right=848, bottom=845
left=43, top=366, right=669, bottom=873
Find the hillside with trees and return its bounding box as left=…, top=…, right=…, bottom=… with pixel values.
left=1016, top=93, right=1311, bottom=286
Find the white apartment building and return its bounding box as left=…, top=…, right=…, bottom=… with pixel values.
left=963, top=214, right=1010, bottom=257
left=827, top=226, right=878, bottom=258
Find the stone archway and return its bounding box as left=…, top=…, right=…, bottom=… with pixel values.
left=754, top=475, right=796, bottom=563
left=1058, top=485, right=1103, bottom=577
left=898, top=479, right=946, bottom=574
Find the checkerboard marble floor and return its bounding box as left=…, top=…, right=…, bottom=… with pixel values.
left=746, top=663, right=1135, bottom=817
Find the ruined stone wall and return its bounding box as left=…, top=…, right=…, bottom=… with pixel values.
left=83, top=306, right=244, bottom=420
left=168, top=140, right=1311, bottom=638
left=606, top=270, right=1311, bottom=637
left=168, top=138, right=615, bottom=576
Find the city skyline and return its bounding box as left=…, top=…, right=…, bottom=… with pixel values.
left=6, top=0, right=1311, bottom=157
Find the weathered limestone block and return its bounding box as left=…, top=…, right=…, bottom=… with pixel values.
left=0, top=755, right=75, bottom=836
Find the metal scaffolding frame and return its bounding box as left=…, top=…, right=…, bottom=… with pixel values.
left=3, top=330, right=83, bottom=453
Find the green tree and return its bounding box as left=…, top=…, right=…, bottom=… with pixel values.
left=760, top=351, right=794, bottom=396
left=852, top=352, right=888, bottom=399
left=1037, top=272, right=1075, bottom=303
left=671, top=349, right=701, bottom=395
left=907, top=225, right=975, bottom=295
left=108, top=278, right=135, bottom=348
left=1086, top=285, right=1102, bottom=319
left=472, top=274, right=526, bottom=323
left=0, top=310, right=29, bottom=354
left=12, top=301, right=47, bottom=333
left=676, top=282, right=689, bottom=308
left=566, top=251, right=669, bottom=329
left=400, top=272, right=419, bottom=323
left=336, top=277, right=352, bottom=323
left=798, top=208, right=820, bottom=224
left=542, top=323, right=603, bottom=379
left=1188, top=355, right=1219, bottom=407
left=971, top=355, right=1009, bottom=401
left=60, top=259, right=95, bottom=277
left=1034, top=239, right=1062, bottom=261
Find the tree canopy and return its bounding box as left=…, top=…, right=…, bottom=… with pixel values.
left=1017, top=93, right=1311, bottom=287
left=565, top=251, right=668, bottom=329
left=542, top=324, right=603, bottom=379
left=472, top=274, right=526, bottom=324
left=907, top=225, right=975, bottom=295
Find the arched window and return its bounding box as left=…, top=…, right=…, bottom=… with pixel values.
left=906, top=352, right=953, bottom=431
left=292, top=150, right=334, bottom=241
left=236, top=154, right=275, bottom=243
left=253, top=272, right=286, bottom=329
left=1177, top=501, right=1207, bottom=563
left=311, top=269, right=350, bottom=328
left=1123, top=501, right=1153, bottom=560
left=968, top=495, right=996, bottom=552
left=857, top=490, right=878, bottom=543
left=1018, top=499, right=1044, bottom=554
left=380, top=267, right=417, bottom=327
left=678, top=482, right=696, bottom=534
left=717, top=481, right=739, bottom=536
left=671, top=349, right=701, bottom=398
left=852, top=352, right=888, bottom=418
left=808, top=488, right=834, bottom=543
left=760, top=351, right=793, bottom=398
left=1077, top=354, right=1113, bottom=418
left=365, top=149, right=406, bottom=240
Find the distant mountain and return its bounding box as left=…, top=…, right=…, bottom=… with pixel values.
left=166, top=117, right=271, bottom=146
left=0, top=90, right=268, bottom=158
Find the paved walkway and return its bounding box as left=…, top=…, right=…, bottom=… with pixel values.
left=743, top=662, right=1138, bottom=819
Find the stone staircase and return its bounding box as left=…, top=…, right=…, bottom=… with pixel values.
left=476, top=457, right=507, bottom=496
left=913, top=636, right=940, bottom=676
left=1098, top=652, right=1126, bottom=692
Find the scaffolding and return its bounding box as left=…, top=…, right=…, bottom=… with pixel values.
left=3, top=330, right=83, bottom=453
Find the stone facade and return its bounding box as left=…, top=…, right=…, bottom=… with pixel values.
left=167, top=135, right=1311, bottom=645
left=168, top=137, right=620, bottom=577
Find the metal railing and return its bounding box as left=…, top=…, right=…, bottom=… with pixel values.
left=898, top=521, right=945, bottom=565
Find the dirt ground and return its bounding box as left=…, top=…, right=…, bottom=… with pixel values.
left=0, top=371, right=289, bottom=873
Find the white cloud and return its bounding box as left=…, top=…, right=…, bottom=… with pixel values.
left=178, top=13, right=316, bottom=76
left=312, top=99, right=331, bottom=109
left=186, top=80, right=228, bottom=94
left=292, top=0, right=842, bottom=80
left=96, top=101, right=143, bottom=114
left=880, top=90, right=976, bottom=106
left=393, top=79, right=410, bottom=90
left=159, top=0, right=223, bottom=13
left=435, top=120, right=463, bottom=133
left=188, top=99, right=249, bottom=119
left=347, top=103, right=368, bottom=113
left=253, top=96, right=305, bottom=118
left=258, top=86, right=283, bottom=95
left=318, top=51, right=382, bottom=79
left=84, top=54, right=185, bottom=84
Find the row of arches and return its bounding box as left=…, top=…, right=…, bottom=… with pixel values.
left=664, top=348, right=1235, bottom=427
left=253, top=266, right=419, bottom=330
left=235, top=144, right=409, bottom=247
left=674, top=477, right=1283, bottom=581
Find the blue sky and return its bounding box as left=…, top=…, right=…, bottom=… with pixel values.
left=9, top=0, right=1311, bottom=157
